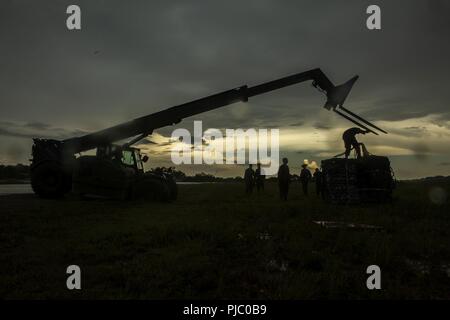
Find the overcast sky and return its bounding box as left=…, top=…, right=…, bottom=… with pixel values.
left=1, top=0, right=449, bottom=178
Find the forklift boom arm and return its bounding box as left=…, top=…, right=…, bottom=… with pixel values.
left=61, top=68, right=377, bottom=154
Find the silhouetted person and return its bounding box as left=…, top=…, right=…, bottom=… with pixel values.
left=278, top=158, right=290, bottom=200
left=244, top=164, right=255, bottom=195
left=299, top=164, right=312, bottom=196
left=313, top=168, right=323, bottom=196
left=255, top=163, right=265, bottom=192
left=343, top=127, right=369, bottom=159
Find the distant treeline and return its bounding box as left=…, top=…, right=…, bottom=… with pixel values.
left=151, top=167, right=285, bottom=182
left=150, top=167, right=244, bottom=182
left=2, top=164, right=448, bottom=183
left=403, top=176, right=450, bottom=183
left=0, top=164, right=30, bottom=180
left=0, top=164, right=243, bottom=182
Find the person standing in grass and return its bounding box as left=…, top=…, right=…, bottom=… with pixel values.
left=300, top=164, right=312, bottom=196
left=278, top=158, right=290, bottom=200
left=244, top=164, right=255, bottom=195
left=313, top=168, right=323, bottom=196
left=255, top=163, right=265, bottom=192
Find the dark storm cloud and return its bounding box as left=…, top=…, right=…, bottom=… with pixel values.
left=289, top=121, right=304, bottom=127
left=25, top=122, right=51, bottom=130
left=0, top=121, right=88, bottom=139
left=1, top=0, right=449, bottom=129
left=0, top=0, right=449, bottom=177
left=0, top=127, right=36, bottom=139
left=313, top=122, right=332, bottom=130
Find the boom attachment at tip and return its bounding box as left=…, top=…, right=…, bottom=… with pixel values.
left=321, top=75, right=387, bottom=135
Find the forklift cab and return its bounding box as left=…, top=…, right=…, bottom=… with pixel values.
left=96, top=144, right=148, bottom=174
left=72, top=144, right=149, bottom=199
left=121, top=148, right=148, bottom=174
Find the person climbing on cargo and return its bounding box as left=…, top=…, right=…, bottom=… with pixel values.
left=277, top=158, right=290, bottom=200
left=342, top=127, right=369, bottom=159
left=299, top=164, right=312, bottom=196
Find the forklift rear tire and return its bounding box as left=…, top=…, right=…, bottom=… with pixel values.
left=31, top=161, right=65, bottom=198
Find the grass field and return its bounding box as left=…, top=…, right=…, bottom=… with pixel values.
left=1, top=181, right=449, bottom=299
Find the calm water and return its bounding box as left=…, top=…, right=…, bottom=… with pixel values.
left=0, top=182, right=214, bottom=196
left=0, top=184, right=33, bottom=195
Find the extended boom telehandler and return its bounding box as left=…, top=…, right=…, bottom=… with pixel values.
left=31, top=68, right=381, bottom=201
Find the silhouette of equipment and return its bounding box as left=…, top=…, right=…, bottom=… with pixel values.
left=30, top=68, right=385, bottom=200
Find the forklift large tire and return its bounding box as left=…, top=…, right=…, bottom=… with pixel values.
left=155, top=179, right=171, bottom=202
left=31, top=161, right=65, bottom=198
left=139, top=177, right=171, bottom=202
